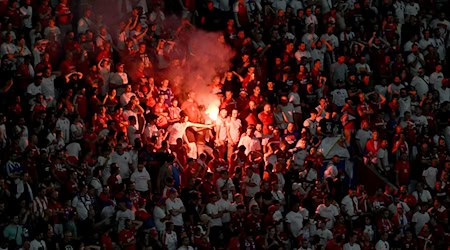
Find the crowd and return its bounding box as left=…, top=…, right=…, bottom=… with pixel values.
left=0, top=0, right=450, bottom=249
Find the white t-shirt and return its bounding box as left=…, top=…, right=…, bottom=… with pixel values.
left=377, top=148, right=389, bottom=169
left=41, top=76, right=56, bottom=100
left=207, top=202, right=223, bottom=227
left=324, top=163, right=338, bottom=180
left=116, top=209, right=134, bottom=232
left=341, top=195, right=359, bottom=217
left=422, top=167, right=438, bottom=189
left=412, top=190, right=433, bottom=203
left=130, top=169, right=151, bottom=192
left=66, top=142, right=81, bottom=159
left=411, top=211, right=430, bottom=234
left=167, top=122, right=191, bottom=145
left=375, top=240, right=390, bottom=250
left=316, top=228, right=333, bottom=246
left=238, top=135, right=261, bottom=155
left=111, top=151, right=132, bottom=179
left=30, top=239, right=46, bottom=250
left=166, top=198, right=184, bottom=226
left=355, top=129, right=372, bottom=152
left=227, top=119, right=242, bottom=144
left=27, top=83, right=42, bottom=96
left=244, top=172, right=260, bottom=197
left=316, top=204, right=339, bottom=229
left=55, top=117, right=70, bottom=143
left=153, top=205, right=167, bottom=233
left=286, top=211, right=303, bottom=237
left=343, top=243, right=361, bottom=250
left=72, top=195, right=92, bottom=220
left=330, top=88, right=348, bottom=107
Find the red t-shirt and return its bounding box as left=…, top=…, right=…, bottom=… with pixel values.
left=101, top=234, right=113, bottom=250
left=119, top=228, right=136, bottom=250
left=55, top=3, right=71, bottom=25
left=258, top=111, right=274, bottom=135
left=395, top=160, right=410, bottom=185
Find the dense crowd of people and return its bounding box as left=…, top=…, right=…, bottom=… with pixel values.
left=0, top=0, right=450, bottom=249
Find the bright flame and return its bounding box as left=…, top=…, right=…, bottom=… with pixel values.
left=206, top=104, right=219, bottom=121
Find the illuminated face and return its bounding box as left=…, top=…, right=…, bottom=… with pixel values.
left=264, top=104, right=271, bottom=112
left=220, top=109, right=227, bottom=118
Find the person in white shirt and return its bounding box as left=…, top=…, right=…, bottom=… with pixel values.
left=341, top=188, right=360, bottom=220
left=429, top=64, right=444, bottom=89
left=77, top=8, right=93, bottom=35
left=407, top=44, right=425, bottom=77
left=404, top=0, right=419, bottom=17
left=330, top=83, right=349, bottom=108
left=355, top=121, right=372, bottom=154
left=375, top=232, right=390, bottom=250
left=304, top=7, right=318, bottom=29
left=303, top=110, right=319, bottom=136
left=216, top=170, right=235, bottom=201
left=109, top=63, right=129, bottom=96
left=393, top=0, right=406, bottom=24
left=41, top=68, right=56, bottom=104
left=226, top=109, right=242, bottom=161
left=66, top=141, right=81, bottom=159
left=72, top=186, right=93, bottom=221
left=55, top=112, right=70, bottom=143
left=153, top=200, right=169, bottom=234
left=412, top=182, right=433, bottom=204
left=120, top=84, right=137, bottom=106
left=316, top=220, right=333, bottom=247
left=130, top=163, right=151, bottom=195
left=410, top=69, right=429, bottom=98
left=30, top=232, right=47, bottom=250
left=316, top=196, right=339, bottom=229
left=27, top=78, right=43, bottom=101
left=243, top=166, right=261, bottom=199
left=411, top=204, right=430, bottom=235
left=377, top=140, right=390, bottom=173
left=0, top=33, right=17, bottom=58
left=272, top=0, right=287, bottom=11
left=111, top=144, right=133, bottom=179
left=343, top=234, right=361, bottom=250
left=422, top=163, right=438, bottom=190
left=216, top=191, right=236, bottom=225
left=165, top=188, right=185, bottom=229
left=285, top=201, right=304, bottom=238
left=19, top=0, right=33, bottom=30
left=237, top=126, right=261, bottom=155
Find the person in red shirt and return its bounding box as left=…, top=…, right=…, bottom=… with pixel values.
left=220, top=90, right=238, bottom=115
left=417, top=224, right=435, bottom=250
left=100, top=227, right=113, bottom=250
left=258, top=103, right=274, bottom=135
left=119, top=219, right=143, bottom=250
left=55, top=0, right=72, bottom=34
left=395, top=153, right=411, bottom=187
left=5, top=1, right=21, bottom=29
